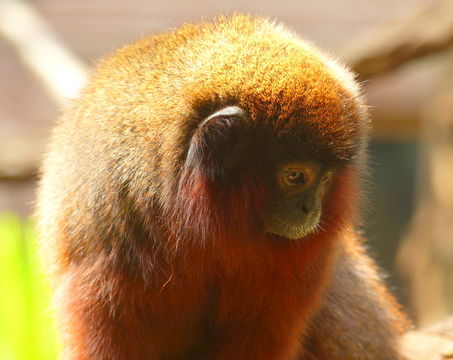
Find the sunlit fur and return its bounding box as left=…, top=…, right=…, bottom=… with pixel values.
left=36, top=14, right=409, bottom=360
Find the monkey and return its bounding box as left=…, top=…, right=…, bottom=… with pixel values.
left=36, top=14, right=410, bottom=360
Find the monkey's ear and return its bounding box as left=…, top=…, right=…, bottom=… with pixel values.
left=185, top=106, right=249, bottom=181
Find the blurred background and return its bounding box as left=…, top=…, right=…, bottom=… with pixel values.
left=1, top=0, right=452, bottom=359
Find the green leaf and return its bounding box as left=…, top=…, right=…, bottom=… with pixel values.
left=0, top=213, right=59, bottom=360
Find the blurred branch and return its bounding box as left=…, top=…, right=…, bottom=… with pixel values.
left=0, top=135, right=43, bottom=180
left=402, top=316, right=453, bottom=360
left=0, top=0, right=88, bottom=105
left=343, top=0, right=453, bottom=79
left=0, top=0, right=88, bottom=180
left=397, top=57, right=453, bottom=326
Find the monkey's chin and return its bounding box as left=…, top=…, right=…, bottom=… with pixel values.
left=265, top=214, right=321, bottom=240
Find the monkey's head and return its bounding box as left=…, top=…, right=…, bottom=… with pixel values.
left=158, top=16, right=369, bottom=244
left=73, top=15, right=367, bottom=247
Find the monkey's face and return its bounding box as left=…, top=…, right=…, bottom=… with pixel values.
left=182, top=105, right=345, bottom=241
left=265, top=161, right=333, bottom=239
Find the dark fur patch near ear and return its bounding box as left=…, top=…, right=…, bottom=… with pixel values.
left=185, top=107, right=249, bottom=181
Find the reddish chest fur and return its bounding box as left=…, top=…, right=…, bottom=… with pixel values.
left=149, top=162, right=356, bottom=359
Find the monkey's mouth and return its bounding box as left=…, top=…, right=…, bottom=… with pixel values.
left=265, top=212, right=321, bottom=240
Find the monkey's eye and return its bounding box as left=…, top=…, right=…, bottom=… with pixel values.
left=285, top=170, right=306, bottom=185
left=279, top=163, right=319, bottom=190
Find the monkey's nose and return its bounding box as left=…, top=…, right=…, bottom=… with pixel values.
left=295, top=199, right=310, bottom=214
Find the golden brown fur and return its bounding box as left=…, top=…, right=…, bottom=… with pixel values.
left=36, top=14, right=409, bottom=359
